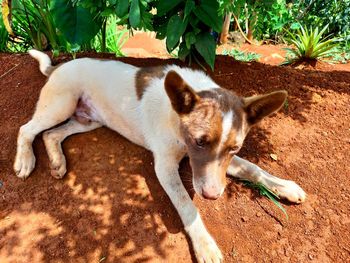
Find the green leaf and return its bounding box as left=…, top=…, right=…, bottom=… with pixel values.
left=116, top=0, right=129, bottom=18
left=178, top=41, right=190, bottom=61
left=184, top=0, right=195, bottom=20
left=155, top=22, right=167, bottom=40
left=101, top=8, right=115, bottom=17
left=263, top=189, right=289, bottom=220
left=242, top=181, right=289, bottom=221
left=189, top=15, right=199, bottom=29
left=194, top=32, right=216, bottom=70
left=129, top=0, right=141, bottom=28
left=185, top=32, right=196, bottom=49
left=51, top=0, right=101, bottom=45
left=193, top=0, right=222, bottom=33
left=156, top=0, right=183, bottom=16
left=166, top=14, right=188, bottom=51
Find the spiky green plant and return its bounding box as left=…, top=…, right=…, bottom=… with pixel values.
left=91, top=16, right=128, bottom=56
left=244, top=181, right=288, bottom=220
left=104, top=17, right=128, bottom=57
left=11, top=0, right=65, bottom=51
left=283, top=24, right=340, bottom=64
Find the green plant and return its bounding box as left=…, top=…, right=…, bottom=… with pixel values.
left=221, top=48, right=260, bottom=62
left=92, top=15, right=128, bottom=56
left=219, top=0, right=350, bottom=46
left=10, top=0, right=65, bottom=51
left=244, top=181, right=288, bottom=220
left=2, top=0, right=108, bottom=52
left=51, top=0, right=102, bottom=48
left=219, top=0, right=295, bottom=42
left=327, top=47, right=350, bottom=64
left=296, top=0, right=350, bottom=49
left=105, top=26, right=127, bottom=56
left=283, top=24, right=340, bottom=64
left=0, top=6, right=9, bottom=51
left=154, top=0, right=223, bottom=70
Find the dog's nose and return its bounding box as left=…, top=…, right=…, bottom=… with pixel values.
left=202, top=187, right=220, bottom=200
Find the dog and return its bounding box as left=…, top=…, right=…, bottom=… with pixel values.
left=14, top=50, right=306, bottom=262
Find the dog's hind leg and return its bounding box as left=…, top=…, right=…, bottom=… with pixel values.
left=14, top=85, right=78, bottom=179
left=43, top=118, right=101, bottom=179
left=227, top=155, right=306, bottom=203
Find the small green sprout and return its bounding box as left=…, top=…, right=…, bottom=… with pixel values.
left=244, top=181, right=289, bottom=220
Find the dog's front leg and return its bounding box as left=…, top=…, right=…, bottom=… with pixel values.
left=154, top=152, right=223, bottom=263
left=227, top=156, right=306, bottom=203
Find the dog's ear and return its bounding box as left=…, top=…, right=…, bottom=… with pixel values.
left=164, top=70, right=200, bottom=115
left=243, top=90, right=287, bottom=125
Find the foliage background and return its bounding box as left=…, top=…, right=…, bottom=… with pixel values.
left=1, top=0, right=349, bottom=68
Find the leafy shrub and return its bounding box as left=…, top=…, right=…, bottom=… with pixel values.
left=2, top=0, right=127, bottom=54
left=220, top=0, right=350, bottom=46
left=11, top=0, right=66, bottom=51
left=51, top=0, right=102, bottom=47
left=283, top=24, right=339, bottom=64
left=75, top=0, right=224, bottom=69
left=219, top=0, right=296, bottom=42
left=92, top=15, right=128, bottom=56
left=154, top=0, right=223, bottom=69
left=2, top=0, right=224, bottom=69
left=297, top=0, right=350, bottom=48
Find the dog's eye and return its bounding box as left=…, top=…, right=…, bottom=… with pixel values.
left=228, top=146, right=240, bottom=155
left=195, top=137, right=206, bottom=148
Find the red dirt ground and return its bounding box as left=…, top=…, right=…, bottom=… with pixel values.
left=0, top=52, right=350, bottom=263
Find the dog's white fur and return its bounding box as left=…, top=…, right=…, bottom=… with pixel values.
left=15, top=51, right=306, bottom=262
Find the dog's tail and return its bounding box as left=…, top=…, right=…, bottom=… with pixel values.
left=28, top=49, right=54, bottom=77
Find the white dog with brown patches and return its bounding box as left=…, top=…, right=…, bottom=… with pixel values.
left=14, top=50, right=306, bottom=263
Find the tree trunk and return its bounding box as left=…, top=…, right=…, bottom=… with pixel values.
left=219, top=13, right=232, bottom=44
left=247, top=11, right=257, bottom=42
left=247, top=27, right=253, bottom=42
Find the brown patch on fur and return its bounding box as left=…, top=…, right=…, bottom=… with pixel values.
left=179, top=95, right=223, bottom=181
left=243, top=90, right=287, bottom=125
left=165, top=70, right=200, bottom=115
left=181, top=99, right=222, bottom=151
left=198, top=88, right=248, bottom=142
left=135, top=66, right=165, bottom=100
left=180, top=88, right=250, bottom=184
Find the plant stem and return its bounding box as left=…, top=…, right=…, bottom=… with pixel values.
left=232, top=13, right=254, bottom=45
left=101, top=18, right=107, bottom=52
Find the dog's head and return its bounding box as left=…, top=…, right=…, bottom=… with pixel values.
left=165, top=70, right=287, bottom=200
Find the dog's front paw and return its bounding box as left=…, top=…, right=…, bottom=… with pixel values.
left=271, top=179, right=306, bottom=203
left=49, top=157, right=67, bottom=179
left=14, top=149, right=36, bottom=179
left=192, top=233, right=223, bottom=263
